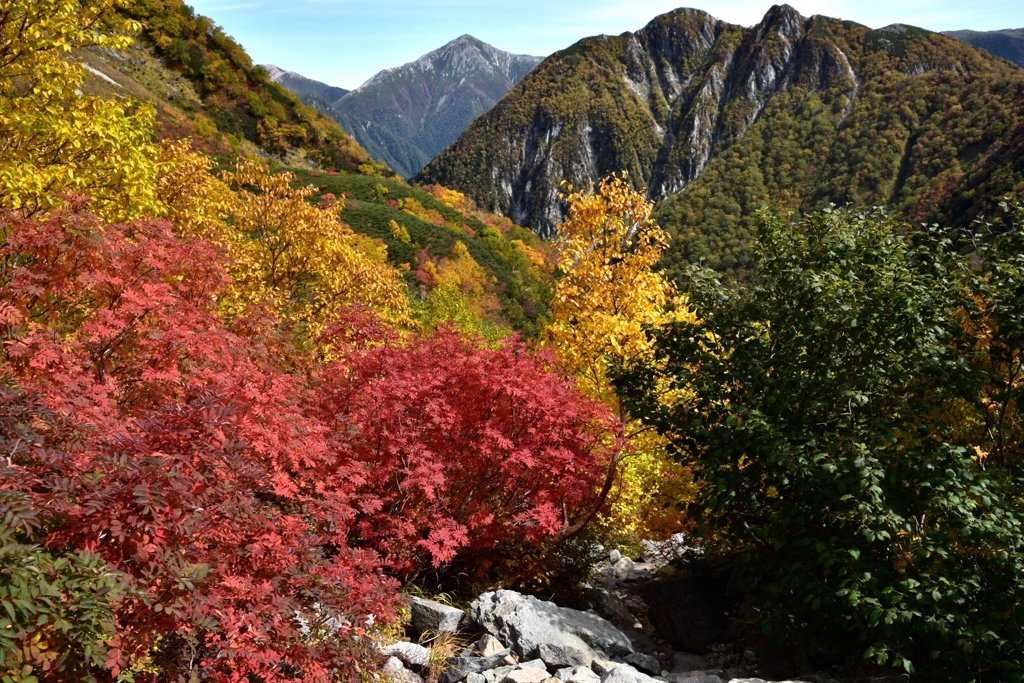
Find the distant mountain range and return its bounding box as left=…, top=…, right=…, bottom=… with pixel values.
left=268, top=36, right=542, bottom=178
left=945, top=28, right=1024, bottom=68
left=265, top=64, right=349, bottom=109
left=417, top=5, right=1024, bottom=278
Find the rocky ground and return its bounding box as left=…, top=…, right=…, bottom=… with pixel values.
left=379, top=537, right=910, bottom=683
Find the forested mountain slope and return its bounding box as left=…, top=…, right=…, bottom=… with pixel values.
left=946, top=28, right=1024, bottom=68
left=81, top=0, right=553, bottom=335
left=418, top=5, right=1024, bottom=274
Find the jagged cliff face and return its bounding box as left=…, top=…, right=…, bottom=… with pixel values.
left=330, top=35, right=542, bottom=177
left=417, top=5, right=1024, bottom=259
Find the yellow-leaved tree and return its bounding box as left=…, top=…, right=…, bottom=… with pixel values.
left=155, top=140, right=410, bottom=338
left=0, top=0, right=159, bottom=220
left=547, top=174, right=695, bottom=545
left=216, top=160, right=409, bottom=331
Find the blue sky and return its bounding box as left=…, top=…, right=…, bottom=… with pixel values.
left=187, top=0, right=1024, bottom=90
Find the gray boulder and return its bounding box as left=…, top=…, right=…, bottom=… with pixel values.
left=483, top=666, right=517, bottom=683
left=412, top=597, right=466, bottom=637
left=501, top=669, right=550, bottom=683
left=478, top=634, right=510, bottom=657
left=519, top=660, right=548, bottom=670
left=557, top=667, right=601, bottom=683
left=623, top=653, right=661, bottom=676
left=584, top=587, right=636, bottom=629
left=383, top=657, right=425, bottom=683
left=599, top=664, right=660, bottom=683
left=441, top=652, right=510, bottom=683
left=384, top=642, right=431, bottom=671
left=471, top=590, right=633, bottom=660
left=538, top=643, right=593, bottom=669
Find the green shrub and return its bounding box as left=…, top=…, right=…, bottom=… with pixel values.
left=619, top=206, right=1024, bottom=680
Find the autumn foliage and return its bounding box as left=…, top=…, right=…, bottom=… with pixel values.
left=0, top=3, right=620, bottom=679
left=0, top=204, right=619, bottom=679
left=315, top=325, right=619, bottom=579
left=0, top=205, right=399, bottom=681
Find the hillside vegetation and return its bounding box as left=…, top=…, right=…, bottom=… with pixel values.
left=946, top=27, right=1024, bottom=68
left=6, top=0, right=1024, bottom=681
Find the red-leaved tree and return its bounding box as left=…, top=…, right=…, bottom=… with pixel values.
left=313, top=322, right=622, bottom=580
left=0, top=202, right=397, bottom=682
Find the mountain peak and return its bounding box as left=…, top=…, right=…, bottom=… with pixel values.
left=329, top=37, right=544, bottom=177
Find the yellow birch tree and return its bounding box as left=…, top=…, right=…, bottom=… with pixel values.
left=547, top=174, right=695, bottom=544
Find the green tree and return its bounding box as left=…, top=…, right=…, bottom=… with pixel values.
left=619, top=206, right=1024, bottom=680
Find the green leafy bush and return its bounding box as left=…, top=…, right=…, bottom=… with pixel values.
left=620, top=206, right=1024, bottom=680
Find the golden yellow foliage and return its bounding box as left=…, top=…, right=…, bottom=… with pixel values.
left=154, top=142, right=411, bottom=333
left=548, top=174, right=693, bottom=400
left=215, top=160, right=411, bottom=330
left=547, top=174, right=696, bottom=543
left=0, top=0, right=159, bottom=220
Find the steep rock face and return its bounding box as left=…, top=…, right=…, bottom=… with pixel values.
left=417, top=5, right=1024, bottom=261
left=331, top=35, right=542, bottom=177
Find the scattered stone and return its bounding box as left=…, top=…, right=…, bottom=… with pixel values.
left=501, top=655, right=518, bottom=667
left=519, top=660, right=548, bottom=670
left=483, top=666, right=516, bottom=683
left=412, top=597, right=466, bottom=637
left=471, top=590, right=633, bottom=660
left=600, top=664, right=660, bottom=683
left=609, top=549, right=622, bottom=563
left=591, top=658, right=619, bottom=676
left=554, top=666, right=602, bottom=683
left=479, top=634, right=509, bottom=657
left=610, top=557, right=638, bottom=580
left=441, top=652, right=510, bottom=683
left=623, top=653, right=661, bottom=676
left=501, top=668, right=551, bottom=683
left=639, top=534, right=692, bottom=566
left=384, top=642, right=432, bottom=671
left=538, top=644, right=593, bottom=669
left=467, top=674, right=486, bottom=683
left=383, top=656, right=425, bottom=683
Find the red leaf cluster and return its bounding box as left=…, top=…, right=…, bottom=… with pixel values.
left=1, top=206, right=396, bottom=682
left=315, top=325, right=618, bottom=577
left=0, top=204, right=620, bottom=680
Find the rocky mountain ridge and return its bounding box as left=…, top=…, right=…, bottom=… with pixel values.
left=417, top=5, right=1024, bottom=276
left=264, top=64, right=349, bottom=109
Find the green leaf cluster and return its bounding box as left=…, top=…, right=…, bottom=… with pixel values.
left=619, top=205, right=1024, bottom=680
